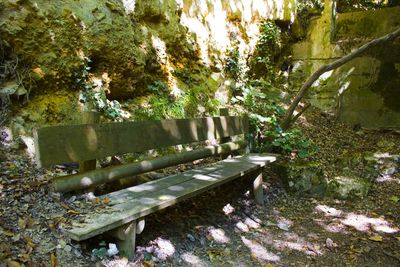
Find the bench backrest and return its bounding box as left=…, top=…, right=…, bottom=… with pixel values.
left=34, top=115, right=248, bottom=168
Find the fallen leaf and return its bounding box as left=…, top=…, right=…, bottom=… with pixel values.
left=18, top=217, right=27, bottom=229
left=368, top=235, right=383, bottom=242
left=395, top=236, right=400, bottom=241
left=143, top=260, right=154, bottom=267
left=51, top=253, right=57, bottom=267
left=264, top=264, right=275, bottom=267
left=6, top=260, right=21, bottom=267
left=32, top=67, right=45, bottom=78
left=326, top=238, right=337, bottom=249
left=207, top=249, right=222, bottom=262
left=67, top=209, right=79, bottom=215
left=2, top=229, right=14, bottom=237
left=102, top=197, right=110, bottom=205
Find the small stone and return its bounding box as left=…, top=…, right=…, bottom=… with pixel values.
left=58, top=239, right=67, bottom=249
left=12, top=234, right=21, bottom=242
left=50, top=192, right=61, bottom=199
left=64, top=245, right=72, bottom=252
left=325, top=238, right=336, bottom=249
left=187, top=234, right=195, bottom=242
left=66, top=196, right=76, bottom=203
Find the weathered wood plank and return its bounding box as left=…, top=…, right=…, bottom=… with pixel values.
left=65, top=153, right=277, bottom=241
left=79, top=111, right=100, bottom=173
left=34, top=116, right=245, bottom=167
left=110, top=221, right=137, bottom=261
left=52, top=140, right=247, bottom=192
left=105, top=164, right=228, bottom=205
left=105, top=153, right=277, bottom=205
left=253, top=171, right=264, bottom=205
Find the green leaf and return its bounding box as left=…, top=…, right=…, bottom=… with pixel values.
left=390, top=196, right=399, bottom=203
left=144, top=252, right=153, bottom=261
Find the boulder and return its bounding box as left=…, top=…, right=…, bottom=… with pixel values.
left=275, top=161, right=327, bottom=197
left=327, top=175, right=370, bottom=200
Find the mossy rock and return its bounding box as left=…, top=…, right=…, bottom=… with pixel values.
left=327, top=176, right=371, bottom=200
left=275, top=161, right=327, bottom=197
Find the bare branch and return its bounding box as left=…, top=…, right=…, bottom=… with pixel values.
left=281, top=27, right=400, bottom=130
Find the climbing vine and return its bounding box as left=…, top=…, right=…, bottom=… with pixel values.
left=76, top=56, right=127, bottom=121
left=249, top=20, right=282, bottom=79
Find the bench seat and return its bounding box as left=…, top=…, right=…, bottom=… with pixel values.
left=65, top=153, right=277, bottom=241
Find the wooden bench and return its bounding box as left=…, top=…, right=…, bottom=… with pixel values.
left=33, top=110, right=277, bottom=260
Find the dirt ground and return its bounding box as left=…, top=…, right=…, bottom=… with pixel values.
left=1, top=110, right=399, bottom=267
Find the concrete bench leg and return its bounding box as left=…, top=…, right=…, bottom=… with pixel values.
left=110, top=219, right=145, bottom=261
left=253, top=170, right=264, bottom=205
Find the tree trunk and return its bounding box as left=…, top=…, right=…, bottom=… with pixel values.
left=281, top=27, right=400, bottom=131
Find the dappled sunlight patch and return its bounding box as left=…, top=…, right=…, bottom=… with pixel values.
left=149, top=238, right=176, bottom=261
left=157, top=195, right=176, bottom=201
left=81, top=176, right=94, bottom=187
left=315, top=204, right=344, bottom=217
left=207, top=227, right=230, bottom=244
left=127, top=184, right=155, bottom=192
left=275, top=217, right=293, bottom=231
left=102, top=257, right=130, bottom=267
left=244, top=217, right=261, bottom=229
left=315, top=204, right=399, bottom=234
left=181, top=252, right=207, bottom=267
left=193, top=174, right=218, bottom=181
left=167, top=185, right=185, bottom=192
left=236, top=221, right=250, bottom=232
left=283, top=232, right=303, bottom=241
left=241, top=236, right=280, bottom=263
left=274, top=239, right=307, bottom=253
left=312, top=70, right=334, bottom=87
left=257, top=227, right=324, bottom=256
left=314, top=219, right=348, bottom=234
left=376, top=174, right=399, bottom=183
left=258, top=230, right=323, bottom=256
left=341, top=213, right=399, bottom=234
left=223, top=203, right=235, bottom=215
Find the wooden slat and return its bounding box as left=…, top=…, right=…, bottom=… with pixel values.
left=52, top=140, right=247, bottom=192
left=65, top=153, right=277, bottom=241
left=34, top=116, right=245, bottom=167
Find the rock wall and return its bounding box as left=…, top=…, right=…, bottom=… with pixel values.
left=0, top=0, right=295, bottom=114
left=291, top=4, right=400, bottom=129
left=0, top=0, right=300, bottom=141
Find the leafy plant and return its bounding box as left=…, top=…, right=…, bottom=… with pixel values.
left=271, top=129, right=317, bottom=158
left=224, top=47, right=247, bottom=83
left=337, top=0, right=399, bottom=12
left=147, top=80, right=168, bottom=95
left=133, top=96, right=186, bottom=120
left=77, top=57, right=127, bottom=121
left=232, top=82, right=317, bottom=159
left=91, top=241, right=108, bottom=260
left=174, top=68, right=198, bottom=86
left=249, top=20, right=281, bottom=78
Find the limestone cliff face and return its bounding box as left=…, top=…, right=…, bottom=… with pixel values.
left=291, top=4, right=400, bottom=129
left=0, top=0, right=295, bottom=100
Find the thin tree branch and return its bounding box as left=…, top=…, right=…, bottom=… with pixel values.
left=290, top=103, right=311, bottom=124
left=281, top=27, right=400, bottom=130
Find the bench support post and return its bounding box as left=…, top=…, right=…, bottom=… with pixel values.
left=253, top=170, right=264, bottom=205
left=79, top=111, right=100, bottom=173
left=111, top=221, right=137, bottom=261
left=109, top=219, right=145, bottom=261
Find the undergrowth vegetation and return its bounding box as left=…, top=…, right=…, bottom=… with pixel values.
left=74, top=18, right=317, bottom=159
left=77, top=56, right=128, bottom=121
left=226, top=20, right=317, bottom=159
